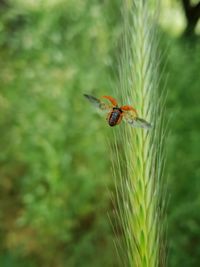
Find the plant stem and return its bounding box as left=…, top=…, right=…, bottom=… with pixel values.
left=112, top=1, right=166, bottom=266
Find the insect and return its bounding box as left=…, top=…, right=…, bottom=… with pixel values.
left=84, top=94, right=152, bottom=129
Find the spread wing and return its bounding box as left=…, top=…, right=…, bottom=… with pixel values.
left=123, top=110, right=152, bottom=129
left=83, top=94, right=112, bottom=112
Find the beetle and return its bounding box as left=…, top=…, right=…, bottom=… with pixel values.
left=84, top=94, right=152, bottom=129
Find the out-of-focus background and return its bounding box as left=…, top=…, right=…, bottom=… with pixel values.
left=0, top=0, right=199, bottom=266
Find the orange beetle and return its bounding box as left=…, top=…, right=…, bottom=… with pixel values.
left=84, top=94, right=152, bottom=129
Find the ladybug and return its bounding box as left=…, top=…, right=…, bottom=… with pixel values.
left=84, top=94, right=152, bottom=129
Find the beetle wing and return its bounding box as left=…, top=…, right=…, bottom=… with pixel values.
left=84, top=94, right=112, bottom=112
left=123, top=111, right=152, bottom=129
left=102, top=95, right=118, bottom=106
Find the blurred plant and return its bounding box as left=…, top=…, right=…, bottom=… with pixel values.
left=181, top=0, right=200, bottom=36
left=0, top=0, right=121, bottom=266
left=112, top=1, right=167, bottom=266
left=163, top=37, right=200, bottom=267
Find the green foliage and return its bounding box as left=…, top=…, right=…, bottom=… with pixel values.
left=0, top=1, right=121, bottom=266
left=163, top=38, right=200, bottom=267
left=0, top=0, right=200, bottom=266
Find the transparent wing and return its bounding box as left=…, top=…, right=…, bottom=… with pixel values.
left=123, top=111, right=152, bottom=129
left=130, top=117, right=152, bottom=129
left=83, top=94, right=112, bottom=112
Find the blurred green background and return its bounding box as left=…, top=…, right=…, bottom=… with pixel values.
left=0, top=0, right=199, bottom=266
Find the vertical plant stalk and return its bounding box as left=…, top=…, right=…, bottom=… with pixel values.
left=112, top=1, right=166, bottom=267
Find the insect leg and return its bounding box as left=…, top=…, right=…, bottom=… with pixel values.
left=120, top=105, right=138, bottom=116
left=102, top=96, right=118, bottom=107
